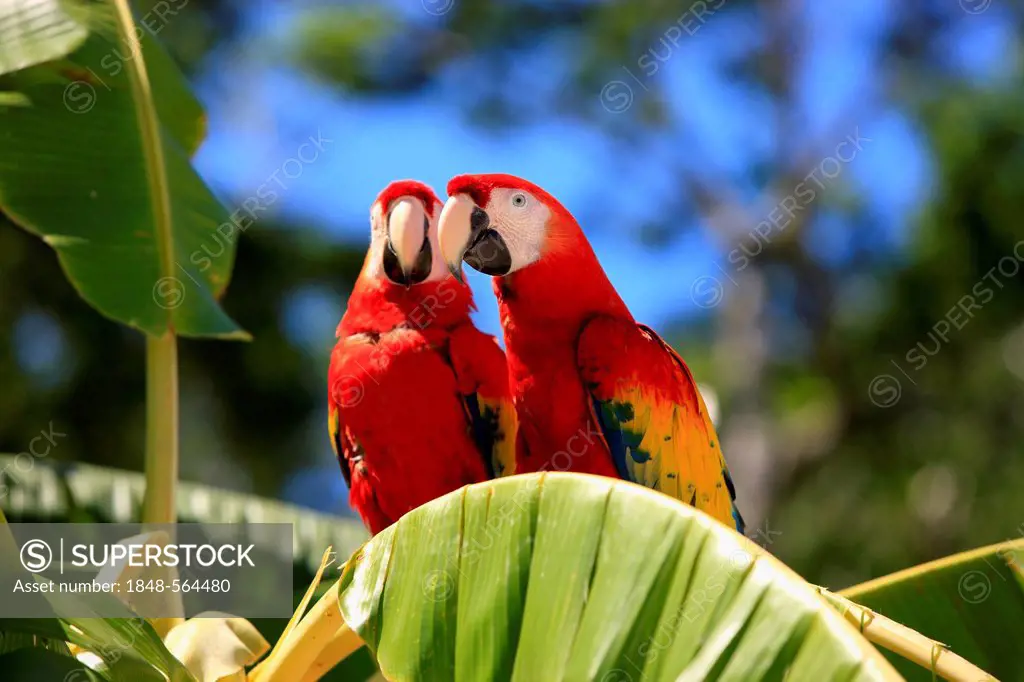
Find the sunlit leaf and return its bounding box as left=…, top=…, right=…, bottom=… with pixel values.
left=0, top=0, right=99, bottom=75
left=338, top=472, right=903, bottom=682
left=164, top=613, right=269, bottom=682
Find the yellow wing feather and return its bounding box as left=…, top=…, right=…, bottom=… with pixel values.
left=579, top=317, right=743, bottom=532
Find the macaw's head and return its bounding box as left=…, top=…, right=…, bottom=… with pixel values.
left=437, top=173, right=578, bottom=280
left=367, top=180, right=446, bottom=287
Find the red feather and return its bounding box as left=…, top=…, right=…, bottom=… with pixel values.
left=495, top=227, right=628, bottom=478
left=447, top=173, right=570, bottom=221
left=374, top=179, right=441, bottom=214
left=328, top=270, right=514, bottom=534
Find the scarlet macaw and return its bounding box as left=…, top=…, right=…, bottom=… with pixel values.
left=328, top=180, right=516, bottom=534
left=436, top=173, right=743, bottom=533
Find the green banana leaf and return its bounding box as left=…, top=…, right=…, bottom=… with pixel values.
left=0, top=0, right=94, bottom=75
left=0, top=0, right=247, bottom=339
left=337, top=472, right=902, bottom=682
left=0, top=618, right=72, bottom=656
left=840, top=538, right=1024, bottom=682
left=2, top=613, right=195, bottom=681
left=0, top=647, right=105, bottom=681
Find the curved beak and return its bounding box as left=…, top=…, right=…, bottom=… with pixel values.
left=386, top=198, right=428, bottom=287
left=438, top=193, right=513, bottom=279
left=437, top=193, right=477, bottom=282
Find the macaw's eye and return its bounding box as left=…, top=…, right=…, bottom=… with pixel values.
left=511, top=193, right=527, bottom=208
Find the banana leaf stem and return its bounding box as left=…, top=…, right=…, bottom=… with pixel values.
left=109, top=0, right=180, bottom=525
left=143, top=333, right=179, bottom=524
left=819, top=587, right=996, bottom=682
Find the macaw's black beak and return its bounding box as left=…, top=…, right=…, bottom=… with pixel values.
left=384, top=198, right=433, bottom=287
left=383, top=229, right=432, bottom=287
left=439, top=195, right=513, bottom=278
left=464, top=211, right=512, bottom=276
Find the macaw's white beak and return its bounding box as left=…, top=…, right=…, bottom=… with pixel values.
left=387, top=197, right=427, bottom=284
left=437, top=193, right=477, bottom=282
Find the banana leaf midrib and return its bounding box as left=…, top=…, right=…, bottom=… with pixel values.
left=841, top=537, right=1024, bottom=599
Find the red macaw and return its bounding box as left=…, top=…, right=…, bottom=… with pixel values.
left=436, top=173, right=744, bottom=533
left=328, top=180, right=516, bottom=534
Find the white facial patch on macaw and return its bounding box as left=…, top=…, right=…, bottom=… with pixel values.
left=365, top=196, right=448, bottom=283
left=485, top=188, right=551, bottom=273
left=364, top=200, right=388, bottom=280
left=421, top=200, right=450, bottom=282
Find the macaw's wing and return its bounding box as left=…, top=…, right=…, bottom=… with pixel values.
left=327, top=402, right=352, bottom=489
left=328, top=333, right=396, bottom=534
left=577, top=316, right=744, bottom=533
left=327, top=334, right=379, bottom=491
left=448, top=324, right=517, bottom=479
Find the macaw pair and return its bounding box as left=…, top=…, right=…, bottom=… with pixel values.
left=328, top=176, right=744, bottom=536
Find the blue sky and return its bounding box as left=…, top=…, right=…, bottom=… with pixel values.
left=182, top=0, right=1011, bottom=510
